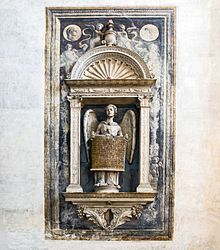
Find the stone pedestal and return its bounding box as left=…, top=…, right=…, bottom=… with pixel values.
left=63, top=192, right=157, bottom=230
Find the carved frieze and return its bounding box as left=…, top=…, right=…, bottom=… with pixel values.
left=66, top=79, right=156, bottom=98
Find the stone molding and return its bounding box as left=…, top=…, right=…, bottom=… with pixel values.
left=66, top=79, right=156, bottom=98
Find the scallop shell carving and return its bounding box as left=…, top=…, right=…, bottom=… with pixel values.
left=82, top=58, right=139, bottom=80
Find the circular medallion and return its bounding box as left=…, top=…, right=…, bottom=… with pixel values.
left=140, top=24, right=159, bottom=42
left=63, top=25, right=82, bottom=41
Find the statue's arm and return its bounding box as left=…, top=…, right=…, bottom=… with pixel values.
left=117, top=126, right=123, bottom=137
left=96, top=123, right=102, bottom=134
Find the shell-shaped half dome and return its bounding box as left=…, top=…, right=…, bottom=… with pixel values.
left=71, top=46, right=151, bottom=80
left=82, top=58, right=139, bottom=80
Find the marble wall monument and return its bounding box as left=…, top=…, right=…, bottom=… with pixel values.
left=45, top=7, right=175, bottom=240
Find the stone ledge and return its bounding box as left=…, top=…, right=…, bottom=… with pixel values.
left=63, top=192, right=157, bottom=206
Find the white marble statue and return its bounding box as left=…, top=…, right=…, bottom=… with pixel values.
left=95, top=104, right=123, bottom=137
left=83, top=104, right=136, bottom=192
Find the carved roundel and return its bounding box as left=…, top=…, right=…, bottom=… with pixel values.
left=71, top=46, right=151, bottom=79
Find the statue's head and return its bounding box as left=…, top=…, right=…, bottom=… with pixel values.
left=105, top=104, right=117, bottom=117
left=119, top=24, right=126, bottom=31
left=65, top=43, right=73, bottom=50
left=96, top=23, right=104, bottom=31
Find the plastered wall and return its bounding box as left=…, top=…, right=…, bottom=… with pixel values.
left=0, top=0, right=220, bottom=249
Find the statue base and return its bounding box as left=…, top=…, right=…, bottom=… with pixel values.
left=95, top=184, right=119, bottom=193
left=63, top=192, right=157, bottom=230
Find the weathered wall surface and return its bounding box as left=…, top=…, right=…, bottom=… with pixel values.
left=0, top=0, right=219, bottom=249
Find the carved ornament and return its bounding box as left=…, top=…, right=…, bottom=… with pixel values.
left=70, top=46, right=152, bottom=79
left=77, top=205, right=143, bottom=230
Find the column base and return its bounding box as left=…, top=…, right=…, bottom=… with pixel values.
left=136, top=183, right=154, bottom=193
left=66, top=184, right=83, bottom=193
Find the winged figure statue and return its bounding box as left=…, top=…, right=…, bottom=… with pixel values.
left=83, top=104, right=136, bottom=192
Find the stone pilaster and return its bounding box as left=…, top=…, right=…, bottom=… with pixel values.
left=66, top=96, right=83, bottom=192
left=137, top=95, right=154, bottom=192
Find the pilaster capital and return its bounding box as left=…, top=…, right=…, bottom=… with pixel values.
left=138, top=93, right=153, bottom=108
left=67, top=95, right=83, bottom=108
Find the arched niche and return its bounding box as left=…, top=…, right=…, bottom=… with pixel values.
left=70, top=45, right=152, bottom=80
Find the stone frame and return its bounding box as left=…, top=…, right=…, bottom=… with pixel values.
left=45, top=7, right=175, bottom=240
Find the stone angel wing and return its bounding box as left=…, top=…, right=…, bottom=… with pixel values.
left=83, top=109, right=99, bottom=162
left=120, top=110, right=136, bottom=164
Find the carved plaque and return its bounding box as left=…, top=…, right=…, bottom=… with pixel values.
left=91, top=136, right=127, bottom=172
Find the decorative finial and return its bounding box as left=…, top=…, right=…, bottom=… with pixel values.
left=102, top=20, right=117, bottom=46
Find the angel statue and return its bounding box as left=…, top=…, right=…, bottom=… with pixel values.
left=83, top=104, right=136, bottom=193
